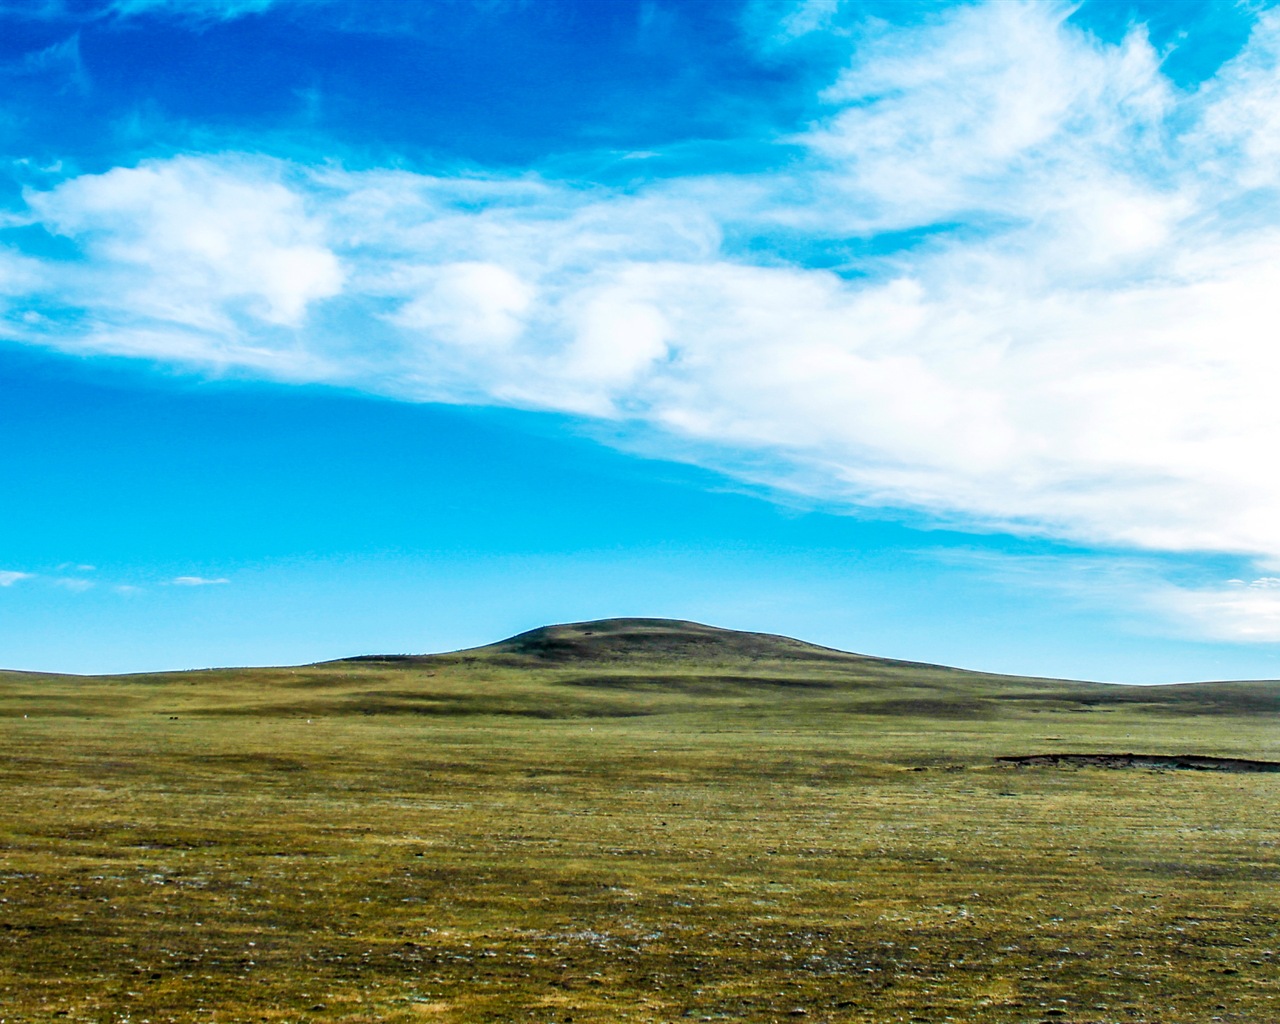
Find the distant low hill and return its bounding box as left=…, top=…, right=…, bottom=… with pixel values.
left=340, top=617, right=874, bottom=666
left=482, top=617, right=866, bottom=663
left=6, top=617, right=1280, bottom=724
left=352, top=616, right=1033, bottom=675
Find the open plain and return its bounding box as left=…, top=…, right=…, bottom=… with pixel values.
left=1, top=618, right=1278, bottom=1024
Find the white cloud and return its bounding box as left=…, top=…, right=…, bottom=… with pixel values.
left=805, top=2, right=1172, bottom=234
left=25, top=155, right=343, bottom=331
left=391, top=262, right=535, bottom=349
left=54, top=577, right=93, bottom=592
left=0, top=247, right=49, bottom=306
left=564, top=288, right=669, bottom=391
left=1156, top=581, right=1280, bottom=643
left=0, top=570, right=32, bottom=586
left=931, top=549, right=1280, bottom=646
left=10, top=1, right=1280, bottom=595
left=1191, top=10, right=1280, bottom=191
left=171, top=576, right=229, bottom=586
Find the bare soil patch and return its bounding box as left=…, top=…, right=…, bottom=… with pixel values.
left=998, top=752, right=1280, bottom=772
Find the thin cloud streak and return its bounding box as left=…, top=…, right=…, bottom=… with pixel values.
left=106, top=0, right=284, bottom=23
left=930, top=549, right=1280, bottom=646
left=1155, top=581, right=1280, bottom=644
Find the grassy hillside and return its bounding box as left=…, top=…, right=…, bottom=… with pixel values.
left=2, top=619, right=1278, bottom=1023
left=7, top=617, right=1280, bottom=724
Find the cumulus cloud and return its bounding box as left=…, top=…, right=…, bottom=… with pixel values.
left=390, top=262, right=535, bottom=350
left=171, top=576, right=229, bottom=586
left=8, top=1, right=1280, bottom=589
left=24, top=155, right=342, bottom=334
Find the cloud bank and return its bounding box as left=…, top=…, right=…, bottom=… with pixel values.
left=6, top=2, right=1280, bottom=600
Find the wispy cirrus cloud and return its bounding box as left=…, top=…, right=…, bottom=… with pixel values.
left=6, top=1, right=1280, bottom=605
left=170, top=576, right=229, bottom=586
left=106, top=0, right=281, bottom=18
left=1, top=33, right=88, bottom=92
left=1150, top=578, right=1280, bottom=644
left=0, top=570, right=33, bottom=587
left=0, top=0, right=298, bottom=25
left=930, top=549, right=1280, bottom=646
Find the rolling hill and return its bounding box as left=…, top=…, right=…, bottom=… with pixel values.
left=5, top=616, right=1280, bottom=721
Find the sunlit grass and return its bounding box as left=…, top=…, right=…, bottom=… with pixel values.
left=2, top=621, right=1278, bottom=1022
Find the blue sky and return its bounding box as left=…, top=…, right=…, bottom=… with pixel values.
left=5, top=0, right=1280, bottom=680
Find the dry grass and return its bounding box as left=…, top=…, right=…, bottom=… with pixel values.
left=1, top=620, right=1278, bottom=1023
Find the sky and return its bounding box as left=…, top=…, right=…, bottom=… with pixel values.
left=4, top=0, right=1280, bottom=681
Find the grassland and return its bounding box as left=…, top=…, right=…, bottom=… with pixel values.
left=1, top=618, right=1278, bottom=1024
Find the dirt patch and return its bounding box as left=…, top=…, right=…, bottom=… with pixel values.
left=997, top=753, right=1280, bottom=772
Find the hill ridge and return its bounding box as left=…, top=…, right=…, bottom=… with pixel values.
left=482, top=617, right=866, bottom=663
left=345, top=617, right=1079, bottom=685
